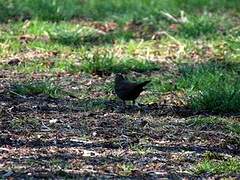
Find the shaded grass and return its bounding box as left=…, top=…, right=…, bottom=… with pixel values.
left=10, top=116, right=40, bottom=132
left=80, top=53, right=159, bottom=74
left=188, top=116, right=240, bottom=135
left=10, top=80, right=65, bottom=98
left=177, top=62, right=240, bottom=113
left=3, top=52, right=160, bottom=75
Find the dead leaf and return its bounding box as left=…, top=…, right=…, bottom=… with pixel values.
left=8, top=58, right=21, bottom=66
left=169, top=24, right=179, bottom=31
left=19, top=34, right=35, bottom=43
left=93, top=21, right=118, bottom=32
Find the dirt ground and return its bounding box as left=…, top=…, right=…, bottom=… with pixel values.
left=0, top=70, right=239, bottom=179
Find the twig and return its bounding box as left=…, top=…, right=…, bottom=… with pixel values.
left=9, top=90, right=26, bottom=99
left=62, top=90, right=80, bottom=99
left=160, top=10, right=188, bottom=24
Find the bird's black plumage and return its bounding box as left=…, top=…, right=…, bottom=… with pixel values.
left=114, top=74, right=150, bottom=104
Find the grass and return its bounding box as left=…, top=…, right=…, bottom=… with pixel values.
left=117, top=163, right=136, bottom=176
left=195, top=158, right=240, bottom=175
left=176, top=62, right=240, bottom=113
left=2, top=53, right=159, bottom=75
left=130, top=145, right=153, bottom=156
left=188, top=116, right=240, bottom=135
left=48, top=26, right=99, bottom=46
left=76, top=99, right=108, bottom=112
left=78, top=50, right=160, bottom=74
left=1, top=0, right=240, bottom=23
left=0, top=2, right=239, bottom=112
left=27, top=158, right=69, bottom=170
left=10, top=80, right=65, bottom=98
left=10, top=117, right=40, bottom=131
left=179, top=15, right=219, bottom=38
left=0, top=18, right=239, bottom=113
left=12, top=58, right=80, bottom=74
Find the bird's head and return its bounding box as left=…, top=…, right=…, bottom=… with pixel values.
left=115, top=73, right=125, bottom=83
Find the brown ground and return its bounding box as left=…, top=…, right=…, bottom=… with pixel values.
left=0, top=70, right=240, bottom=179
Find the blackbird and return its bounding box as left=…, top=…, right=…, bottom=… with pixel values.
left=114, top=74, right=150, bottom=105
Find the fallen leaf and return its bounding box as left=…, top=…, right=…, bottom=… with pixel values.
left=8, top=58, right=21, bottom=66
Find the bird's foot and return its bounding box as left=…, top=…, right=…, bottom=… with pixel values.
left=132, top=102, right=141, bottom=110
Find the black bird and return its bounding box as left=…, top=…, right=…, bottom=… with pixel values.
left=114, top=74, right=150, bottom=105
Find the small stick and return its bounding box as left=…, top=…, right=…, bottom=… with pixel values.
left=9, top=90, right=26, bottom=99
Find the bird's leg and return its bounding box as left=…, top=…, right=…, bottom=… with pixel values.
left=122, top=100, right=126, bottom=107
left=132, top=100, right=140, bottom=108
left=132, top=100, right=135, bottom=106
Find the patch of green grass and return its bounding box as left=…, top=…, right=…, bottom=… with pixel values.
left=49, top=158, right=69, bottom=169
left=80, top=51, right=160, bottom=74
left=1, top=0, right=239, bottom=23
left=177, top=62, right=240, bottom=113
left=117, top=58, right=160, bottom=73
left=80, top=99, right=107, bottom=112
left=3, top=51, right=159, bottom=75
left=15, top=58, right=80, bottom=74
left=188, top=116, right=240, bottom=135
left=0, top=57, right=81, bottom=74
left=194, top=158, right=240, bottom=175
left=0, top=26, right=22, bottom=57
left=27, top=158, right=69, bottom=170
left=10, top=117, right=40, bottom=131
left=0, top=0, right=81, bottom=22
left=48, top=26, right=98, bottom=46
left=179, top=15, right=219, bottom=38
left=135, top=75, right=177, bottom=104
left=130, top=145, right=153, bottom=156
left=226, top=37, right=240, bottom=61
left=150, top=76, right=177, bottom=93
left=117, top=163, right=135, bottom=176
left=26, top=41, right=72, bottom=53
left=178, top=13, right=235, bottom=39
left=10, top=80, right=65, bottom=98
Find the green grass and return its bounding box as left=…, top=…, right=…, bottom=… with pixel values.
left=10, top=117, right=40, bottom=131
left=48, top=26, right=134, bottom=46
left=130, top=145, right=153, bottom=156
left=117, top=163, right=136, bottom=176
left=1, top=0, right=240, bottom=23
left=188, top=116, right=240, bottom=135
left=72, top=98, right=108, bottom=112
left=48, top=26, right=98, bottom=46
left=135, top=61, right=240, bottom=110
left=10, top=80, right=65, bottom=98
left=79, top=51, right=160, bottom=74
left=179, top=15, right=219, bottom=38
left=14, top=58, right=80, bottom=74
left=176, top=62, right=240, bottom=113
left=2, top=53, right=159, bottom=75
left=27, top=158, right=69, bottom=170
left=195, top=158, right=240, bottom=175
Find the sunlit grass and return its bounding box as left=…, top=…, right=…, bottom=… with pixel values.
left=195, top=158, right=240, bottom=175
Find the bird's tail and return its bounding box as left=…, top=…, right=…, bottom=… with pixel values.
left=138, top=80, right=151, bottom=88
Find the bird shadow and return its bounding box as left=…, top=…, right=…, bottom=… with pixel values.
left=0, top=90, right=203, bottom=118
